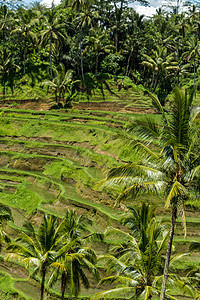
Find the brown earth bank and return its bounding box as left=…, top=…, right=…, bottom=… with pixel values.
left=0, top=99, right=156, bottom=113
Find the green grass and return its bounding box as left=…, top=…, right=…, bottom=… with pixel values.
left=0, top=167, right=123, bottom=221
left=0, top=137, right=120, bottom=169
left=0, top=271, right=32, bottom=299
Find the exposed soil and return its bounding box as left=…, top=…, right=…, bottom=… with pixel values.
left=0, top=260, right=29, bottom=279
left=0, top=136, right=121, bottom=168
left=0, top=98, right=156, bottom=114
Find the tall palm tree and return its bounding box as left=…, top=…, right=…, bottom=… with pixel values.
left=78, top=5, right=98, bottom=29
left=0, top=4, right=14, bottom=45
left=40, top=5, right=67, bottom=79
left=6, top=214, right=62, bottom=300
left=11, top=8, right=38, bottom=75
left=67, top=0, right=95, bottom=82
left=0, top=48, right=19, bottom=97
left=183, top=36, right=200, bottom=87
left=102, top=87, right=200, bottom=299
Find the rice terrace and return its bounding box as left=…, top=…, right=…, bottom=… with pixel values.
left=1, top=0, right=200, bottom=299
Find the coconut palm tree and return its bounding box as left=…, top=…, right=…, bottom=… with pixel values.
left=78, top=5, right=98, bottom=29
left=102, top=87, right=200, bottom=299
left=50, top=245, right=99, bottom=299
left=91, top=203, right=169, bottom=299
left=182, top=36, right=200, bottom=87
left=142, top=46, right=178, bottom=92
left=42, top=63, right=74, bottom=105
left=0, top=4, right=14, bottom=44
left=121, top=202, right=157, bottom=239
left=11, top=8, right=38, bottom=75
left=86, top=28, right=116, bottom=77
left=0, top=48, right=19, bottom=97
left=67, top=0, right=95, bottom=82
left=40, top=5, right=67, bottom=79
left=48, top=210, right=100, bottom=300
left=6, top=214, right=62, bottom=300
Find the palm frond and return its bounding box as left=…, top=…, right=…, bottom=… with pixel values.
left=168, top=274, right=195, bottom=298
left=189, top=241, right=200, bottom=251
left=133, top=118, right=161, bottom=141
left=91, top=286, right=136, bottom=300
left=165, top=181, right=187, bottom=208
left=100, top=275, right=138, bottom=286
left=170, top=253, right=189, bottom=265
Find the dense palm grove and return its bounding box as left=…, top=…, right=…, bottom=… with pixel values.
left=1, top=0, right=200, bottom=103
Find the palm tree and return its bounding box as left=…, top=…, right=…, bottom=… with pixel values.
left=102, top=87, right=200, bottom=299
left=6, top=214, right=62, bottom=300
left=0, top=48, right=19, bottom=97
left=142, top=46, right=178, bottom=92
left=78, top=5, right=98, bottom=29
left=42, top=63, right=74, bottom=104
left=86, top=28, right=116, bottom=77
left=0, top=4, right=14, bottom=45
left=11, top=8, right=38, bottom=75
left=48, top=210, right=100, bottom=299
left=91, top=203, right=169, bottom=299
left=51, top=246, right=99, bottom=299
left=67, top=0, right=95, bottom=82
left=121, top=202, right=157, bottom=239
left=40, top=5, right=67, bottom=79
left=182, top=36, right=200, bottom=87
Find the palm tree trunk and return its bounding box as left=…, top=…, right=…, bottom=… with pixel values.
left=55, top=88, right=58, bottom=103
left=50, top=34, right=53, bottom=80
left=152, top=74, right=158, bottom=92
left=160, top=205, right=177, bottom=300
left=23, top=46, right=26, bottom=75
left=58, top=90, right=61, bottom=104
left=61, top=271, right=67, bottom=300
left=2, top=69, right=6, bottom=99
left=125, top=48, right=133, bottom=76
left=151, top=70, right=155, bottom=91
left=41, top=266, right=46, bottom=300
left=95, top=53, right=99, bottom=78
left=114, top=30, right=118, bottom=50
left=78, top=7, right=84, bottom=82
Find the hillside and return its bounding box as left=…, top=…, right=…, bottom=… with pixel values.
left=0, top=93, right=199, bottom=299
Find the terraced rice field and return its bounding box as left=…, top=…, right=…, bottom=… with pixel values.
left=0, top=102, right=199, bottom=299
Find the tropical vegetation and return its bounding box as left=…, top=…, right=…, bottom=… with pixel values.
left=0, top=0, right=200, bottom=299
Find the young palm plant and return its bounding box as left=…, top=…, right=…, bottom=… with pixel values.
left=102, top=87, right=200, bottom=299
left=42, top=63, right=74, bottom=105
